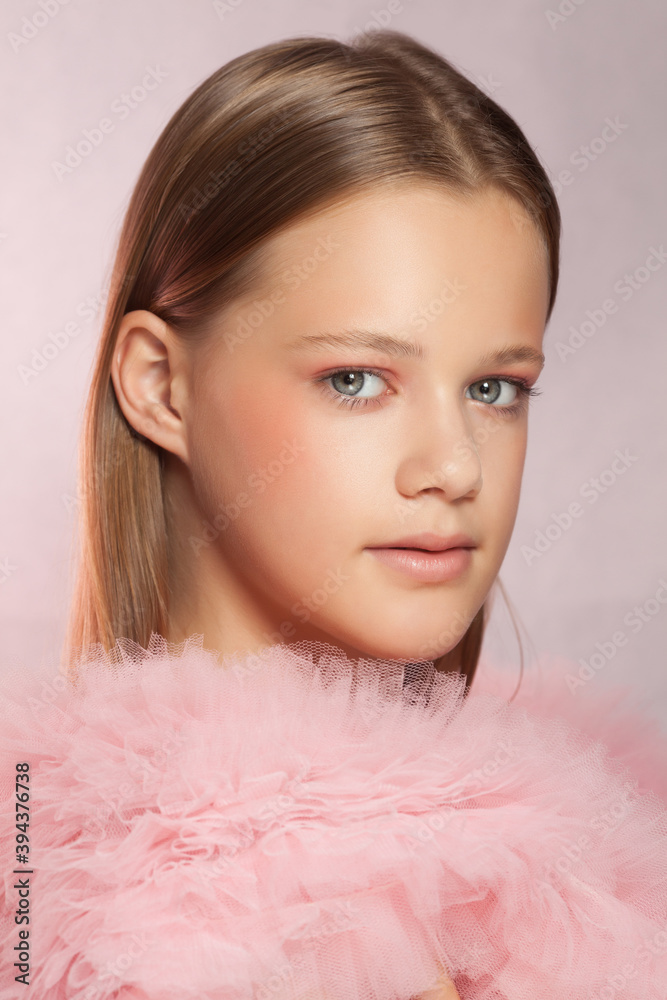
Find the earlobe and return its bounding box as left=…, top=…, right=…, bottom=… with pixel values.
left=110, top=309, right=190, bottom=464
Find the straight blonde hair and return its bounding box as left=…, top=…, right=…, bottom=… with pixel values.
left=63, top=31, right=560, bottom=688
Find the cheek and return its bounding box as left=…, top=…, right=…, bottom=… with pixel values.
left=242, top=402, right=377, bottom=548
left=187, top=376, right=368, bottom=553
left=479, top=425, right=528, bottom=535
left=187, top=368, right=298, bottom=501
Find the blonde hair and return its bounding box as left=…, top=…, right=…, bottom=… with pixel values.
left=63, top=31, right=560, bottom=687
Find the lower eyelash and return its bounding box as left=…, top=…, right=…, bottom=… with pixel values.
left=317, top=368, right=389, bottom=410
left=318, top=370, right=541, bottom=414
left=484, top=378, right=542, bottom=418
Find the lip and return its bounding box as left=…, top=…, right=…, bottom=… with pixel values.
left=368, top=532, right=477, bottom=552
left=364, top=532, right=476, bottom=583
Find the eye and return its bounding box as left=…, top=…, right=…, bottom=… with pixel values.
left=466, top=377, right=540, bottom=417
left=316, top=370, right=540, bottom=414
left=318, top=368, right=390, bottom=409
left=467, top=378, right=518, bottom=406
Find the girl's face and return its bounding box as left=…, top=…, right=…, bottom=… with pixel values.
left=163, top=181, right=549, bottom=662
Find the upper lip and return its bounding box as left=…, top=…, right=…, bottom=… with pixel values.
left=367, top=532, right=477, bottom=551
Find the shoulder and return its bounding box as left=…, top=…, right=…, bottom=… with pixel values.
left=473, top=651, right=667, bottom=805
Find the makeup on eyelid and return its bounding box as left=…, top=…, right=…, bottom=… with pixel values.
left=312, top=365, right=541, bottom=416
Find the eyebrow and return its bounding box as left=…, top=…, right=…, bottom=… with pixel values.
left=284, top=331, right=545, bottom=370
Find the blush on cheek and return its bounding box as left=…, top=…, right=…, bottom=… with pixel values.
left=191, top=377, right=310, bottom=518
left=237, top=399, right=306, bottom=475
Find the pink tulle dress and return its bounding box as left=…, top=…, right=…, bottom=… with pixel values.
left=1, top=634, right=666, bottom=999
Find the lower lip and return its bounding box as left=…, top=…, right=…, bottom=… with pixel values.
left=365, top=546, right=473, bottom=583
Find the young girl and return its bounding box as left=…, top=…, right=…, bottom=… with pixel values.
left=2, top=31, right=666, bottom=1000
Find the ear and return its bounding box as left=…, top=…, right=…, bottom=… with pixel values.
left=110, top=309, right=190, bottom=464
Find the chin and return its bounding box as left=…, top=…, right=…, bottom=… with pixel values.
left=286, top=585, right=486, bottom=665
left=307, top=622, right=462, bottom=665
left=368, top=600, right=485, bottom=662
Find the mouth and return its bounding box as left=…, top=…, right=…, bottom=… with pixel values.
left=364, top=545, right=474, bottom=583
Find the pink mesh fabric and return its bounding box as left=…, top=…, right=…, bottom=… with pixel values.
left=1, top=633, right=666, bottom=999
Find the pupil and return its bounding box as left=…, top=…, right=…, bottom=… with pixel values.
left=479, top=379, right=498, bottom=401
left=336, top=371, right=362, bottom=394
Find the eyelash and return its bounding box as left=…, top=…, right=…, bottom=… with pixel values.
left=316, top=368, right=542, bottom=417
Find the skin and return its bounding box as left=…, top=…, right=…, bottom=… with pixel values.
left=111, top=181, right=549, bottom=999
left=112, top=180, right=548, bottom=668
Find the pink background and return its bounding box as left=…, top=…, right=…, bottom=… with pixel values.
left=1, top=0, right=665, bottom=724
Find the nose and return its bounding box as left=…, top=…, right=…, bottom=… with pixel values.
left=394, top=394, right=483, bottom=502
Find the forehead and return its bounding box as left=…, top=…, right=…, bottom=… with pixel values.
left=253, top=180, right=547, bottom=295
left=241, top=181, right=549, bottom=330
